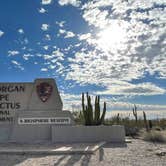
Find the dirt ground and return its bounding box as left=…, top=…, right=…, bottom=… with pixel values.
left=0, top=139, right=165, bottom=166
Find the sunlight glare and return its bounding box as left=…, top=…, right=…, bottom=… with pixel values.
left=97, top=24, right=127, bottom=53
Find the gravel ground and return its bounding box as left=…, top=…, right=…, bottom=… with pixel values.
left=0, top=139, right=165, bottom=166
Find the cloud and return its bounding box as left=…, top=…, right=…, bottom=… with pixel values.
left=38, top=8, right=46, bottom=13
left=18, top=29, right=24, bottom=34
left=43, top=49, right=64, bottom=61
left=43, top=45, right=49, bottom=50
left=65, top=31, right=75, bottom=38
left=58, top=29, right=75, bottom=38
left=40, top=48, right=65, bottom=75
left=11, top=60, right=24, bottom=70
left=8, top=50, right=19, bottom=56
left=41, top=24, right=49, bottom=31
left=58, top=0, right=81, bottom=7
left=59, top=29, right=65, bottom=34
left=0, top=30, right=4, bottom=37
left=56, top=21, right=65, bottom=28
left=22, top=54, right=34, bottom=60
left=96, top=82, right=166, bottom=96
left=78, top=33, right=91, bottom=40
left=41, top=0, right=52, bottom=5
left=41, top=68, right=48, bottom=71
left=44, top=34, right=51, bottom=40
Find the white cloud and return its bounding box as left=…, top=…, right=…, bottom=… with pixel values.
left=18, top=29, right=24, bottom=34
left=22, top=54, right=34, bottom=60
left=41, top=0, right=52, bottom=5
left=59, top=29, right=66, bottom=34
left=79, top=33, right=91, bottom=40
left=44, top=34, right=51, bottom=40
left=96, top=82, right=166, bottom=96
left=43, top=54, right=54, bottom=60
left=41, top=24, right=49, bottom=31
left=58, top=29, right=75, bottom=38
left=65, top=31, right=75, bottom=38
left=52, top=49, right=64, bottom=61
left=41, top=48, right=65, bottom=74
left=58, top=0, right=81, bottom=7
left=8, top=50, right=19, bottom=56
left=42, top=49, right=64, bottom=61
left=0, top=30, right=4, bottom=37
left=41, top=68, right=48, bottom=71
left=38, top=8, right=46, bottom=13
left=11, top=60, right=24, bottom=70
left=56, top=21, right=65, bottom=28
left=43, top=45, right=49, bottom=50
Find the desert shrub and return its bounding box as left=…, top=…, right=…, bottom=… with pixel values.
left=143, top=130, right=166, bottom=143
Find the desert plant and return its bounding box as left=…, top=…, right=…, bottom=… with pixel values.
left=149, top=120, right=153, bottom=130
left=143, top=130, right=166, bottom=143
left=143, top=111, right=149, bottom=131
left=94, top=95, right=100, bottom=125
left=116, top=113, right=120, bottom=124
left=82, top=92, right=106, bottom=125
left=132, top=104, right=138, bottom=123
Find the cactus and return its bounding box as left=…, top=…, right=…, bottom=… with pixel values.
left=94, top=95, right=100, bottom=125
left=81, top=92, right=107, bottom=125
left=132, top=104, right=138, bottom=123
left=99, top=101, right=106, bottom=125
left=116, top=113, right=120, bottom=124
left=143, top=111, right=149, bottom=131
left=148, top=120, right=153, bottom=130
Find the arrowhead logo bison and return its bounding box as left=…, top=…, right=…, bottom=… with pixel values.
left=36, top=82, right=53, bottom=102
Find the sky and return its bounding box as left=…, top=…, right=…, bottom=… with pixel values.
left=0, top=0, right=166, bottom=118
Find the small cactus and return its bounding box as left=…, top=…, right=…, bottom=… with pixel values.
left=149, top=120, right=153, bottom=130
left=116, top=113, right=120, bottom=124
left=132, top=104, right=138, bottom=123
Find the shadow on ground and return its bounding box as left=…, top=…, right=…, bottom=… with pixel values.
left=0, top=143, right=127, bottom=166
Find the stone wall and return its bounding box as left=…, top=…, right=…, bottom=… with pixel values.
left=52, top=125, right=125, bottom=143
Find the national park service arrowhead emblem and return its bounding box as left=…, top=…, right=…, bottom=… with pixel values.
left=36, top=82, right=53, bottom=102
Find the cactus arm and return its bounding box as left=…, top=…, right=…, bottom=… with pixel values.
left=100, top=102, right=106, bottom=124
left=88, top=96, right=93, bottom=124
left=94, top=96, right=98, bottom=124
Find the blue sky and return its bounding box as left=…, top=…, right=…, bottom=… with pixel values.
left=0, top=0, right=166, bottom=117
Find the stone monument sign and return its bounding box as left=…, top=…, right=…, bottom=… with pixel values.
left=0, top=78, right=74, bottom=142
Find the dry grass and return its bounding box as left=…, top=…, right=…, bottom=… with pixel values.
left=143, top=130, right=166, bottom=143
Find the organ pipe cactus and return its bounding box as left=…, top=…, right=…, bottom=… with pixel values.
left=132, top=104, right=138, bottom=123
left=82, top=92, right=106, bottom=125
left=143, top=111, right=149, bottom=132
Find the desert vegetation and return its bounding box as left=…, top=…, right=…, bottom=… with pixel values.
left=81, top=92, right=106, bottom=125
left=72, top=99, right=166, bottom=142
left=142, top=130, right=166, bottom=143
